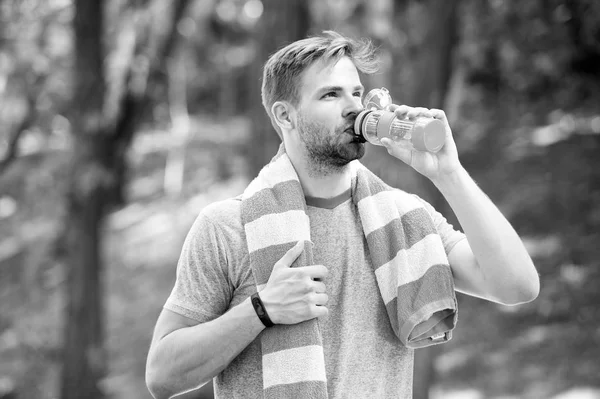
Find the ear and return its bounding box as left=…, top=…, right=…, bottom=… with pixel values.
left=271, top=101, right=295, bottom=131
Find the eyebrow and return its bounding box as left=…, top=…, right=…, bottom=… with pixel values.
left=317, top=85, right=364, bottom=94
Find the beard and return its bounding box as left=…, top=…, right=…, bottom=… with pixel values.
left=296, top=112, right=365, bottom=177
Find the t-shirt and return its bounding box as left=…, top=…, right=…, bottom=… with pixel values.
left=164, top=189, right=466, bottom=399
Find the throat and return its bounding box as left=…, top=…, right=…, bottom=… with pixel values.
left=298, top=165, right=352, bottom=199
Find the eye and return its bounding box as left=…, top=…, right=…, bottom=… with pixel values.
left=353, top=91, right=363, bottom=98
left=322, top=92, right=337, bottom=99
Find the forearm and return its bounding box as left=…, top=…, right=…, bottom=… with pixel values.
left=147, top=298, right=264, bottom=399
left=432, top=167, right=539, bottom=303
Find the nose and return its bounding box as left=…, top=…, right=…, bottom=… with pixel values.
left=342, top=95, right=363, bottom=119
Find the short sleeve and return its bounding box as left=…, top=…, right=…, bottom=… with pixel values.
left=164, top=211, right=233, bottom=323
left=413, top=195, right=467, bottom=255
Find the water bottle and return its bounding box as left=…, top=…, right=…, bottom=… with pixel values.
left=354, top=87, right=446, bottom=153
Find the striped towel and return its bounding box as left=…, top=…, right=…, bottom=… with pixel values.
left=241, top=145, right=457, bottom=398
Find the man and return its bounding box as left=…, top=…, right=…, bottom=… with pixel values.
left=145, top=31, right=539, bottom=399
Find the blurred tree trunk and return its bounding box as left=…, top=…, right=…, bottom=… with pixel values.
left=60, top=1, right=191, bottom=398
left=245, top=0, right=310, bottom=178
left=61, top=1, right=108, bottom=397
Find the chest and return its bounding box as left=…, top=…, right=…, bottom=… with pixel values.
left=308, top=204, right=373, bottom=300
left=230, top=202, right=376, bottom=309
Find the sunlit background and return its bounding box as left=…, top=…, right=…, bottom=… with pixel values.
left=1, top=0, right=599, bottom=398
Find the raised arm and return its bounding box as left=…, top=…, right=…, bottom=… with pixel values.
left=432, top=167, right=539, bottom=304
left=381, top=106, right=539, bottom=305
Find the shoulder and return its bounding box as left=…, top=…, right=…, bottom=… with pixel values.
left=393, top=190, right=437, bottom=213
left=191, top=195, right=243, bottom=238
left=178, top=195, right=247, bottom=282
left=390, top=189, right=445, bottom=226
left=201, top=194, right=242, bottom=219
left=385, top=188, right=433, bottom=211
left=412, top=194, right=432, bottom=208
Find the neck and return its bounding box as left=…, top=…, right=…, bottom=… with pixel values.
left=286, top=144, right=352, bottom=199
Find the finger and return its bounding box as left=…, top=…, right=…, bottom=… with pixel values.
left=406, top=107, right=432, bottom=120
left=380, top=138, right=414, bottom=164
left=301, top=264, right=328, bottom=280
left=274, top=240, right=305, bottom=269
left=311, top=305, right=329, bottom=319
left=311, top=281, right=327, bottom=293
left=311, top=293, right=329, bottom=306
left=429, top=108, right=447, bottom=121
left=393, top=105, right=411, bottom=119
left=387, top=103, right=401, bottom=112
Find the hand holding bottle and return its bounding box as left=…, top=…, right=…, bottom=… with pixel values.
left=353, top=88, right=446, bottom=153
left=381, top=104, right=464, bottom=183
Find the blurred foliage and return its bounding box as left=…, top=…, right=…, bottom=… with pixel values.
left=1, top=0, right=599, bottom=398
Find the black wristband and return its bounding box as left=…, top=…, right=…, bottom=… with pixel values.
left=251, top=292, right=275, bottom=328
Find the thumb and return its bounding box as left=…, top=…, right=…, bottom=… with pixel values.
left=274, top=240, right=305, bottom=269
left=381, top=138, right=413, bottom=166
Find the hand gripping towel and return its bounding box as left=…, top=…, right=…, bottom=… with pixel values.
left=241, top=145, right=458, bottom=398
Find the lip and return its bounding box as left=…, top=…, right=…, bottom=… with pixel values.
left=346, top=128, right=366, bottom=143
left=344, top=125, right=356, bottom=135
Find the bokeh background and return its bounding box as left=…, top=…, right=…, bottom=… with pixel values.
left=1, top=0, right=599, bottom=398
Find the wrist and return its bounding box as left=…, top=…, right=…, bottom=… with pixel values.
left=251, top=292, right=275, bottom=328
left=431, top=165, right=469, bottom=192
left=241, top=297, right=267, bottom=334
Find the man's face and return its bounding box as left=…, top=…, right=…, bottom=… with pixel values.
left=293, top=56, right=365, bottom=171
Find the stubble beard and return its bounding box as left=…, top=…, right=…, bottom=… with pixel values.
left=296, top=113, right=365, bottom=178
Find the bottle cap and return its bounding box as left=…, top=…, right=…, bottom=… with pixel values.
left=411, top=118, right=446, bottom=152
left=363, top=87, right=392, bottom=111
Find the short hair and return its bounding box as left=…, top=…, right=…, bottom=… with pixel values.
left=261, top=31, right=380, bottom=139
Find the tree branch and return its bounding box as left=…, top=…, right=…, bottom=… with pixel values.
left=110, top=0, right=193, bottom=141
left=0, top=96, right=36, bottom=176
left=0, top=5, right=55, bottom=177
left=99, top=0, right=193, bottom=206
